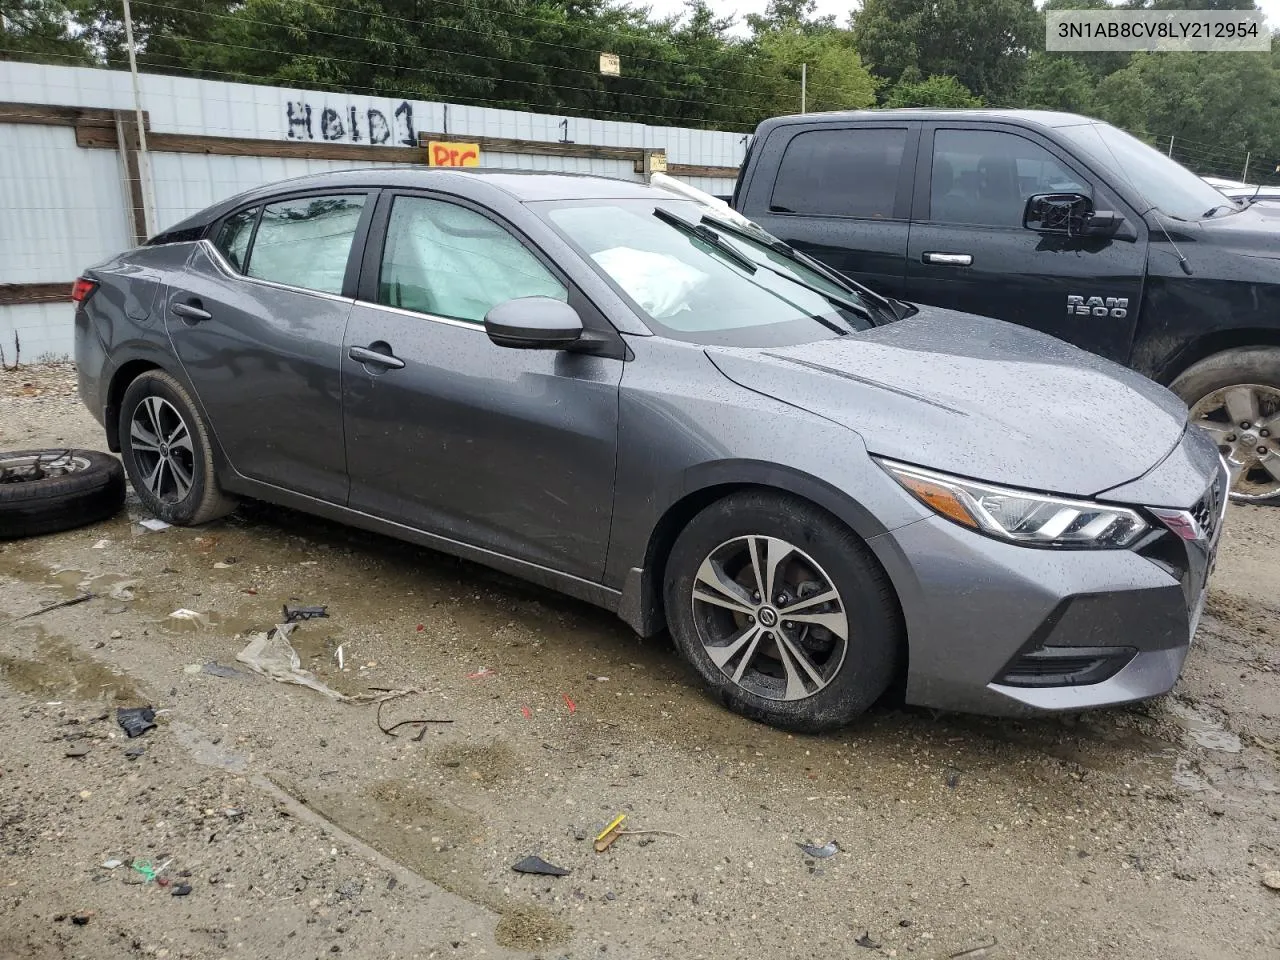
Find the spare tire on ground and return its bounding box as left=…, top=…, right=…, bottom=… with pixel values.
left=0, top=449, right=126, bottom=538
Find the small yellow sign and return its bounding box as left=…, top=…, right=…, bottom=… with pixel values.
left=647, top=152, right=668, bottom=174
left=600, top=52, right=621, bottom=76
left=427, top=141, right=481, bottom=167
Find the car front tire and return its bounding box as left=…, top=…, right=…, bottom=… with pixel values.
left=664, top=490, right=902, bottom=732
left=118, top=369, right=236, bottom=525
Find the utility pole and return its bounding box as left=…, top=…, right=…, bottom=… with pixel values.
left=1167, top=135, right=1174, bottom=157
left=122, top=0, right=156, bottom=237
left=1242, top=151, right=1251, bottom=183
left=801, top=63, right=807, bottom=114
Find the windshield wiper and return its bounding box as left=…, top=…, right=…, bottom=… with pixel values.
left=652, top=207, right=758, bottom=274
left=696, top=214, right=900, bottom=322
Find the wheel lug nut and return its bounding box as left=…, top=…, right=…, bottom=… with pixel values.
left=1242, top=421, right=1252, bottom=429
left=1263, top=429, right=1271, bottom=438
left=748, top=615, right=755, bottom=623
left=783, top=621, right=792, bottom=629
left=1226, top=434, right=1237, bottom=443
left=1259, top=446, right=1268, bottom=455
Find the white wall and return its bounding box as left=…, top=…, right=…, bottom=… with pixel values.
left=0, top=61, right=747, bottom=357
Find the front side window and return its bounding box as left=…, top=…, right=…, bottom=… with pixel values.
left=246, top=194, right=366, bottom=294
left=378, top=196, right=566, bottom=324
left=543, top=199, right=873, bottom=347
left=214, top=206, right=258, bottom=272
left=770, top=128, right=907, bottom=219
left=930, top=130, right=1087, bottom=227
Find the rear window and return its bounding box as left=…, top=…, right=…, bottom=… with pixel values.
left=769, top=129, right=907, bottom=219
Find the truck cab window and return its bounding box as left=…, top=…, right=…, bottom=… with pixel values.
left=770, top=129, right=907, bottom=220
left=930, top=130, right=1087, bottom=227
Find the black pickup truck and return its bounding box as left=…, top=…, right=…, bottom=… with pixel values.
left=730, top=109, right=1280, bottom=502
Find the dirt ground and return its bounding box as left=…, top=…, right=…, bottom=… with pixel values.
left=1, top=362, right=1278, bottom=960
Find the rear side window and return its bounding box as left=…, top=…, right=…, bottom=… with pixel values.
left=246, top=194, right=367, bottom=295
left=769, top=129, right=907, bottom=219
left=214, top=207, right=258, bottom=272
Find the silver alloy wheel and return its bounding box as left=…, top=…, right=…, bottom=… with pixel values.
left=0, top=451, right=90, bottom=482
left=690, top=535, right=849, bottom=702
left=1189, top=383, right=1280, bottom=502
left=129, top=395, right=196, bottom=503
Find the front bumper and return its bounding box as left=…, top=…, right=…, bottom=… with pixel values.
left=869, top=436, right=1226, bottom=717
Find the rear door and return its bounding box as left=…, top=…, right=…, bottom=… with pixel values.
left=741, top=122, right=919, bottom=298
left=340, top=191, right=623, bottom=581
left=904, top=124, right=1148, bottom=363
left=165, top=191, right=373, bottom=503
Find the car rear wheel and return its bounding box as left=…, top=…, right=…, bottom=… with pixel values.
left=664, top=491, right=902, bottom=732
left=118, top=370, right=236, bottom=525
left=1170, top=347, right=1280, bottom=503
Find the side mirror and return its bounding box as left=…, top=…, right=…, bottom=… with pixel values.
left=484, top=297, right=584, bottom=350
left=1023, top=193, right=1122, bottom=238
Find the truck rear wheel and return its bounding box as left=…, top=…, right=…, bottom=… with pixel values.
left=1170, top=347, right=1280, bottom=503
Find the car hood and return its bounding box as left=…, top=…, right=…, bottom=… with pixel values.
left=706, top=308, right=1188, bottom=497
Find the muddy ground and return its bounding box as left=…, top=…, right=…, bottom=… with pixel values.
left=1, top=362, right=1278, bottom=960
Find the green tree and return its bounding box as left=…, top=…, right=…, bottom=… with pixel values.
left=1, top=0, right=95, bottom=63
left=882, top=74, right=981, bottom=108
left=1016, top=51, right=1095, bottom=113
left=851, top=0, right=1040, bottom=102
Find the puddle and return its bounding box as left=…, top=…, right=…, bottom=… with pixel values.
left=273, top=774, right=571, bottom=948
left=1168, top=701, right=1243, bottom=754
left=0, top=631, right=141, bottom=702
left=171, top=721, right=249, bottom=774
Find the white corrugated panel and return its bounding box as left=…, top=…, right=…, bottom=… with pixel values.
left=0, top=302, right=75, bottom=363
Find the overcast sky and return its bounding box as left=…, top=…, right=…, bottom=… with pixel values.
left=636, top=0, right=1280, bottom=35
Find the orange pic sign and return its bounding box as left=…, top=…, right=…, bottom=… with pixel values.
left=428, top=141, right=481, bottom=167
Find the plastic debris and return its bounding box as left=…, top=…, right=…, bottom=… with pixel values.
left=92, top=539, right=109, bottom=549
left=168, top=608, right=209, bottom=627
left=520, top=705, right=532, bottom=719
left=588, top=673, right=610, bottom=681
left=512, top=855, right=570, bottom=877
left=171, top=884, right=193, bottom=897
left=468, top=667, right=496, bottom=680
left=562, top=693, right=577, bottom=714
left=855, top=931, right=881, bottom=949
left=139, top=518, right=170, bottom=531
left=335, top=644, right=345, bottom=671
left=212, top=561, right=234, bottom=569
left=282, top=604, right=328, bottom=623
left=116, top=706, right=156, bottom=738
left=236, top=623, right=415, bottom=703
left=798, top=841, right=839, bottom=859
left=100, top=860, right=123, bottom=870
left=595, top=813, right=627, bottom=853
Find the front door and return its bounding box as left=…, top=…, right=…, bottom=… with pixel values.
left=904, top=125, right=1148, bottom=364
left=341, top=193, right=622, bottom=581
left=165, top=191, right=371, bottom=502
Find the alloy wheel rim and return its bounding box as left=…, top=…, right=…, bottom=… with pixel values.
left=690, top=535, right=849, bottom=702
left=0, top=451, right=90, bottom=482
left=129, top=396, right=195, bottom=503
left=1189, top=383, right=1280, bottom=502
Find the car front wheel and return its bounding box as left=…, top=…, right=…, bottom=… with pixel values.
left=118, top=369, right=236, bottom=525
left=664, top=491, right=902, bottom=732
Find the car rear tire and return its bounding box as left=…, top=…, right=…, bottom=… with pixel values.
left=1169, top=347, right=1280, bottom=503
left=0, top=449, right=125, bottom=538
left=663, top=490, right=902, bottom=732
left=118, top=369, right=236, bottom=525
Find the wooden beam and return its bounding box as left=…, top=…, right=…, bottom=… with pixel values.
left=666, top=163, right=740, bottom=179
left=418, top=131, right=643, bottom=162
left=0, top=100, right=146, bottom=129
left=0, top=283, right=70, bottom=306
left=114, top=110, right=149, bottom=246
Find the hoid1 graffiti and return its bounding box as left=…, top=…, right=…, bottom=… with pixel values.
left=286, top=100, right=416, bottom=146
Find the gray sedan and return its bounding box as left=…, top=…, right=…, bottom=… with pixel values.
left=73, top=170, right=1226, bottom=731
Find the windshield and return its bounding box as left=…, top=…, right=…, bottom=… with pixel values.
left=1056, top=121, right=1237, bottom=221
left=540, top=199, right=874, bottom=346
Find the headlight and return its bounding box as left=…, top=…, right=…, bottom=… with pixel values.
left=879, top=459, right=1148, bottom=548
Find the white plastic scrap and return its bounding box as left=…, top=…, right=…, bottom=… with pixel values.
left=139, top=518, right=171, bottom=531
left=168, top=608, right=209, bottom=627
left=236, top=624, right=409, bottom=703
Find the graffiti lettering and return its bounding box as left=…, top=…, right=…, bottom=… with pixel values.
left=283, top=99, right=416, bottom=146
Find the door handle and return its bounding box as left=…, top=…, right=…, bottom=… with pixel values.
left=349, top=343, right=405, bottom=370
left=171, top=300, right=212, bottom=322
left=922, top=252, right=973, bottom=266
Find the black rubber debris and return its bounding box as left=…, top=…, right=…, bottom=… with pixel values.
left=171, top=884, right=193, bottom=897
left=116, top=706, right=156, bottom=738
left=283, top=605, right=328, bottom=623
left=511, top=855, right=570, bottom=877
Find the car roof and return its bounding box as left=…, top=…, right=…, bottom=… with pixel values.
left=152, top=169, right=669, bottom=243
left=755, top=108, right=1096, bottom=135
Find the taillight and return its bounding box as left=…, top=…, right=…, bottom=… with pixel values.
left=71, top=277, right=98, bottom=304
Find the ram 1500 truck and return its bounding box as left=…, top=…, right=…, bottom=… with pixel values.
left=731, top=109, right=1280, bottom=502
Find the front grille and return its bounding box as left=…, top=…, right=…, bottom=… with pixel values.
left=1192, top=470, right=1226, bottom=543
left=998, top=646, right=1136, bottom=688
